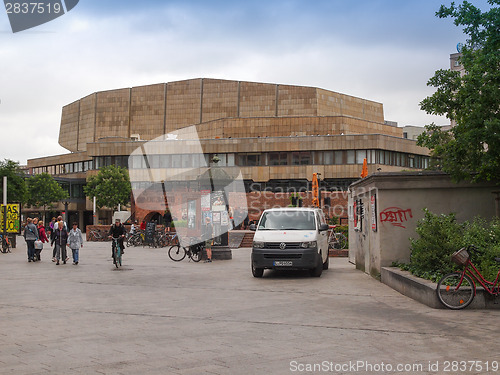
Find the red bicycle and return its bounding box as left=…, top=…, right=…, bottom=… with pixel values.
left=436, top=245, right=500, bottom=309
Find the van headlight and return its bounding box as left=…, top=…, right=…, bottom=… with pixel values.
left=300, top=241, right=317, bottom=248
left=253, top=241, right=265, bottom=248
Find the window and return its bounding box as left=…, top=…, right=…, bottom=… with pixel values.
left=269, top=152, right=288, bottom=166
left=369, top=150, right=376, bottom=164
left=409, top=155, right=415, bottom=168
left=159, top=154, right=171, bottom=168
left=172, top=154, right=181, bottom=167
left=334, top=151, right=343, bottom=165
left=71, top=184, right=85, bottom=199
left=247, top=154, right=260, bottom=166
left=292, top=152, right=311, bottom=165
left=181, top=154, right=191, bottom=168
left=385, top=151, right=391, bottom=165
left=323, top=151, right=333, bottom=165
left=347, top=150, right=355, bottom=164
left=129, top=155, right=145, bottom=169
left=356, top=150, right=367, bottom=164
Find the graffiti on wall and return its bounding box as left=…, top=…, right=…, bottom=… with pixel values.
left=379, top=207, right=413, bottom=229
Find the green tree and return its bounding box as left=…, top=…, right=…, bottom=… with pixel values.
left=0, top=159, right=28, bottom=204
left=84, top=165, right=131, bottom=210
left=419, top=0, right=500, bottom=183
left=416, top=123, right=453, bottom=170
left=26, top=173, right=69, bottom=221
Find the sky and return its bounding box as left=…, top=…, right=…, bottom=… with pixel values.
left=0, top=0, right=493, bottom=165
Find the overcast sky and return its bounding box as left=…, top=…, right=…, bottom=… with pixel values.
left=0, top=0, right=492, bottom=165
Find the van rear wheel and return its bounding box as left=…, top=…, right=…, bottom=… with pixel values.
left=310, top=253, right=323, bottom=277
left=252, top=263, right=264, bottom=278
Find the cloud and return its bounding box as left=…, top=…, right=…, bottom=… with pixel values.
left=2, top=0, right=491, bottom=164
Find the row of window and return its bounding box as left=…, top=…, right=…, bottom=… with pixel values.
left=130, top=178, right=357, bottom=193
left=31, top=150, right=429, bottom=175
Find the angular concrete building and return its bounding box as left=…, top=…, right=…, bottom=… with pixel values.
left=27, top=78, right=429, bottom=228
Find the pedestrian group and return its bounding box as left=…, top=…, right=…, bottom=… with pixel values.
left=23, top=215, right=83, bottom=265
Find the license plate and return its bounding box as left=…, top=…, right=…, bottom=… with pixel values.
left=274, top=261, right=293, bottom=266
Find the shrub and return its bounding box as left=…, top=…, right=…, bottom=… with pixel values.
left=335, top=225, right=349, bottom=242
left=399, top=209, right=500, bottom=282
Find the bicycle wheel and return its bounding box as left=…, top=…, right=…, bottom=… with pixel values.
left=168, top=245, right=186, bottom=261
left=113, top=248, right=119, bottom=268
left=336, top=234, right=348, bottom=249
left=190, top=249, right=202, bottom=262
left=436, top=273, right=475, bottom=309
left=129, top=234, right=142, bottom=247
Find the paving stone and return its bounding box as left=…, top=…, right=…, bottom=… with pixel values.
left=1, top=236, right=498, bottom=374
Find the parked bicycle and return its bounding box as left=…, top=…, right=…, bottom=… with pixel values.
left=328, top=226, right=347, bottom=250
left=168, top=241, right=203, bottom=262
left=126, top=230, right=145, bottom=247
left=0, top=234, right=11, bottom=253
left=436, top=245, right=500, bottom=309
left=111, top=236, right=123, bottom=268
left=87, top=229, right=104, bottom=242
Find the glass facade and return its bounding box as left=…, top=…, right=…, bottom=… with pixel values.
left=30, top=149, right=429, bottom=176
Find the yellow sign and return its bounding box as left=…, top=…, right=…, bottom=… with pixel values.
left=0, top=204, right=21, bottom=234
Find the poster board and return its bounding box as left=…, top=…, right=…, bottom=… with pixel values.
left=0, top=203, right=21, bottom=234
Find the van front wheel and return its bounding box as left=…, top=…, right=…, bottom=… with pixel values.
left=252, top=263, right=264, bottom=278
left=310, top=253, right=323, bottom=277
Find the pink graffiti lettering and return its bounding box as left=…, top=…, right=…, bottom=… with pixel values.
left=379, top=207, right=413, bottom=228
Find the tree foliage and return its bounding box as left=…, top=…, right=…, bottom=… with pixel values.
left=0, top=159, right=28, bottom=204
left=419, top=0, right=500, bottom=183
left=83, top=165, right=131, bottom=210
left=26, top=173, right=68, bottom=209
left=416, top=123, right=454, bottom=170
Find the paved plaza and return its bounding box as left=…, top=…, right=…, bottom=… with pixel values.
left=1, top=238, right=499, bottom=375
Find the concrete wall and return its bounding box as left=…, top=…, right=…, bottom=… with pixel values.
left=58, top=78, right=388, bottom=152
left=349, top=172, right=499, bottom=278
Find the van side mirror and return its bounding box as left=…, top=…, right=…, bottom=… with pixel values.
left=319, top=223, right=329, bottom=232
left=249, top=224, right=256, bottom=231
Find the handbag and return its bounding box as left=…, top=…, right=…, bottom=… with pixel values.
left=34, top=240, right=43, bottom=250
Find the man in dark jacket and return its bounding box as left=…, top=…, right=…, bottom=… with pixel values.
left=108, top=219, right=126, bottom=258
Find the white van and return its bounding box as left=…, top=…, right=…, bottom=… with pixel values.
left=250, top=207, right=329, bottom=277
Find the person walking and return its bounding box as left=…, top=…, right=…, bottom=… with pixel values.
left=57, top=215, right=67, bottom=231
left=49, top=224, right=57, bottom=262
left=49, top=217, right=56, bottom=231
left=52, top=221, right=68, bottom=265
left=204, top=216, right=213, bottom=263
left=35, top=220, right=49, bottom=261
left=24, top=217, right=39, bottom=262
left=67, top=222, right=83, bottom=265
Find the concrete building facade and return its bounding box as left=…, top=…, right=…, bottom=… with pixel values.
left=27, top=78, right=430, bottom=228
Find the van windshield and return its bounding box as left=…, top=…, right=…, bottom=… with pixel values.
left=258, top=211, right=316, bottom=231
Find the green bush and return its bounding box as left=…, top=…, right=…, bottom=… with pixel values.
left=335, top=225, right=349, bottom=242
left=397, top=209, right=500, bottom=282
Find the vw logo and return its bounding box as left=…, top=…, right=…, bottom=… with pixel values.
left=279, top=242, right=286, bottom=250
